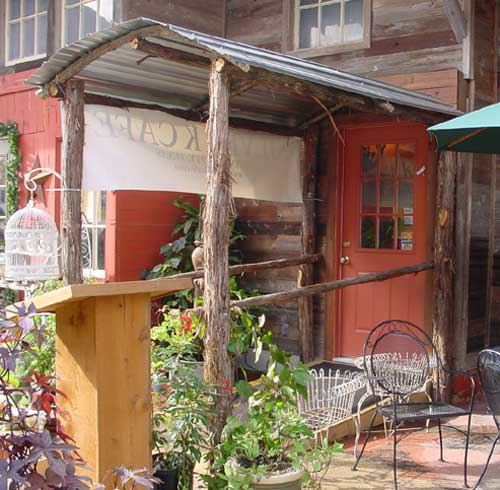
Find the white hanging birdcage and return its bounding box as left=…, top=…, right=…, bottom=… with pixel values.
left=5, top=200, right=60, bottom=282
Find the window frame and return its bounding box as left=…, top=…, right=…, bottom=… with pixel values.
left=5, top=0, right=48, bottom=66
left=61, top=0, right=113, bottom=47
left=82, top=190, right=106, bottom=280
left=291, top=0, right=371, bottom=58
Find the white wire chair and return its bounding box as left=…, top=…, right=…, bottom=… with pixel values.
left=297, top=368, right=365, bottom=440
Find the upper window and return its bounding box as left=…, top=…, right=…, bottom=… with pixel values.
left=294, top=0, right=370, bottom=55
left=63, top=0, right=112, bottom=45
left=6, top=0, right=48, bottom=64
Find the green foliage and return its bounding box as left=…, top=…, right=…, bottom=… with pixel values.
left=152, top=363, right=213, bottom=490
left=144, top=196, right=245, bottom=308
left=0, top=121, right=21, bottom=221
left=205, top=337, right=339, bottom=490
left=12, top=279, right=65, bottom=382
left=0, top=121, right=21, bottom=304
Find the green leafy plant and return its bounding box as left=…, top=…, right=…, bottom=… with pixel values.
left=0, top=121, right=21, bottom=303
left=152, top=363, right=213, bottom=490
left=206, top=335, right=340, bottom=490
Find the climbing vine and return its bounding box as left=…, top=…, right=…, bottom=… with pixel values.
left=0, top=121, right=21, bottom=220
left=0, top=121, right=21, bottom=303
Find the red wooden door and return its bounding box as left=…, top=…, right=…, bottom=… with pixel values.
left=339, top=124, right=428, bottom=357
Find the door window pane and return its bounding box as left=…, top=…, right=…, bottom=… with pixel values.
left=362, top=181, right=376, bottom=213
left=398, top=180, right=414, bottom=213
left=398, top=143, right=415, bottom=177
left=362, top=145, right=377, bottom=177
left=361, top=216, right=376, bottom=249
left=380, top=181, right=394, bottom=213
left=379, top=218, right=394, bottom=249
left=380, top=144, right=396, bottom=177
left=398, top=216, right=414, bottom=251
left=37, top=0, right=48, bottom=12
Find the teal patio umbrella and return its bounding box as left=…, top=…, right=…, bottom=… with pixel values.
left=428, top=102, right=500, bottom=153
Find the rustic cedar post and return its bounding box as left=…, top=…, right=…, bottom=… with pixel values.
left=203, top=58, right=233, bottom=444
left=432, top=151, right=457, bottom=395
left=298, top=126, right=319, bottom=362
left=61, top=79, right=84, bottom=285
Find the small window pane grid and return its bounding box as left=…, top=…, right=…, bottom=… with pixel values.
left=63, top=0, right=112, bottom=46
left=82, top=191, right=106, bottom=278
left=6, top=0, right=48, bottom=64
left=360, top=143, right=415, bottom=251
left=297, top=0, right=364, bottom=50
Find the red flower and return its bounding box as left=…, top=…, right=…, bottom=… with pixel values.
left=181, top=314, right=193, bottom=333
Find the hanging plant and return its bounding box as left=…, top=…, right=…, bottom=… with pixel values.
left=0, top=121, right=21, bottom=303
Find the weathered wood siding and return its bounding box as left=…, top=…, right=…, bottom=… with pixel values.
left=467, top=0, right=498, bottom=356
left=235, top=120, right=333, bottom=357
left=122, top=0, right=227, bottom=36
left=227, top=0, right=461, bottom=78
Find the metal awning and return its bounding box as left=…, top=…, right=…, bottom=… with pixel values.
left=26, top=18, right=461, bottom=128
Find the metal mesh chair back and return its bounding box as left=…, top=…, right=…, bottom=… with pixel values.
left=364, top=320, right=433, bottom=398
left=478, top=348, right=500, bottom=430
left=297, top=368, right=365, bottom=431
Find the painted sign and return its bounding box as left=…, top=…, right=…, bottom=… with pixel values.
left=80, top=104, right=303, bottom=203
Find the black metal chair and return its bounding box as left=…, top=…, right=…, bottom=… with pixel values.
left=474, top=348, right=500, bottom=489
left=352, top=320, right=476, bottom=489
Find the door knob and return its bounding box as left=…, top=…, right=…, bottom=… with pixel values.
left=340, top=256, right=351, bottom=265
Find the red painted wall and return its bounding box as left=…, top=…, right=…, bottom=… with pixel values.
left=105, top=191, right=199, bottom=282
left=1, top=70, right=196, bottom=284
left=0, top=71, right=62, bottom=221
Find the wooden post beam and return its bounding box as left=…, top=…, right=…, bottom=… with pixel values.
left=167, top=254, right=322, bottom=281
left=432, top=152, right=457, bottom=380
left=443, top=0, right=468, bottom=42
left=61, top=79, right=84, bottom=285
left=202, top=58, right=233, bottom=445
left=130, top=37, right=210, bottom=70
left=232, top=262, right=434, bottom=309
left=298, top=126, right=320, bottom=362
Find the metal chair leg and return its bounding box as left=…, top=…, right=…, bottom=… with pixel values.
left=393, top=418, right=398, bottom=490
left=472, top=431, right=500, bottom=490
left=464, top=411, right=473, bottom=488
left=353, top=414, right=361, bottom=458
left=437, top=417, right=444, bottom=462
left=352, top=409, right=377, bottom=471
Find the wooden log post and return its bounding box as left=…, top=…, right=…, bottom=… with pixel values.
left=203, top=58, right=233, bottom=444
left=432, top=152, right=457, bottom=389
left=298, top=126, right=319, bottom=362
left=61, top=79, right=84, bottom=285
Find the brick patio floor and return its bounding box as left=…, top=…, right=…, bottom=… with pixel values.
left=323, top=410, right=500, bottom=490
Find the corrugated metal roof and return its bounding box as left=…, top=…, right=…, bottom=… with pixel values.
left=26, top=18, right=461, bottom=127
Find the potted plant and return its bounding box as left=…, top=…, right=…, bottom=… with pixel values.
left=152, top=362, right=213, bottom=490
left=208, top=337, right=340, bottom=490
